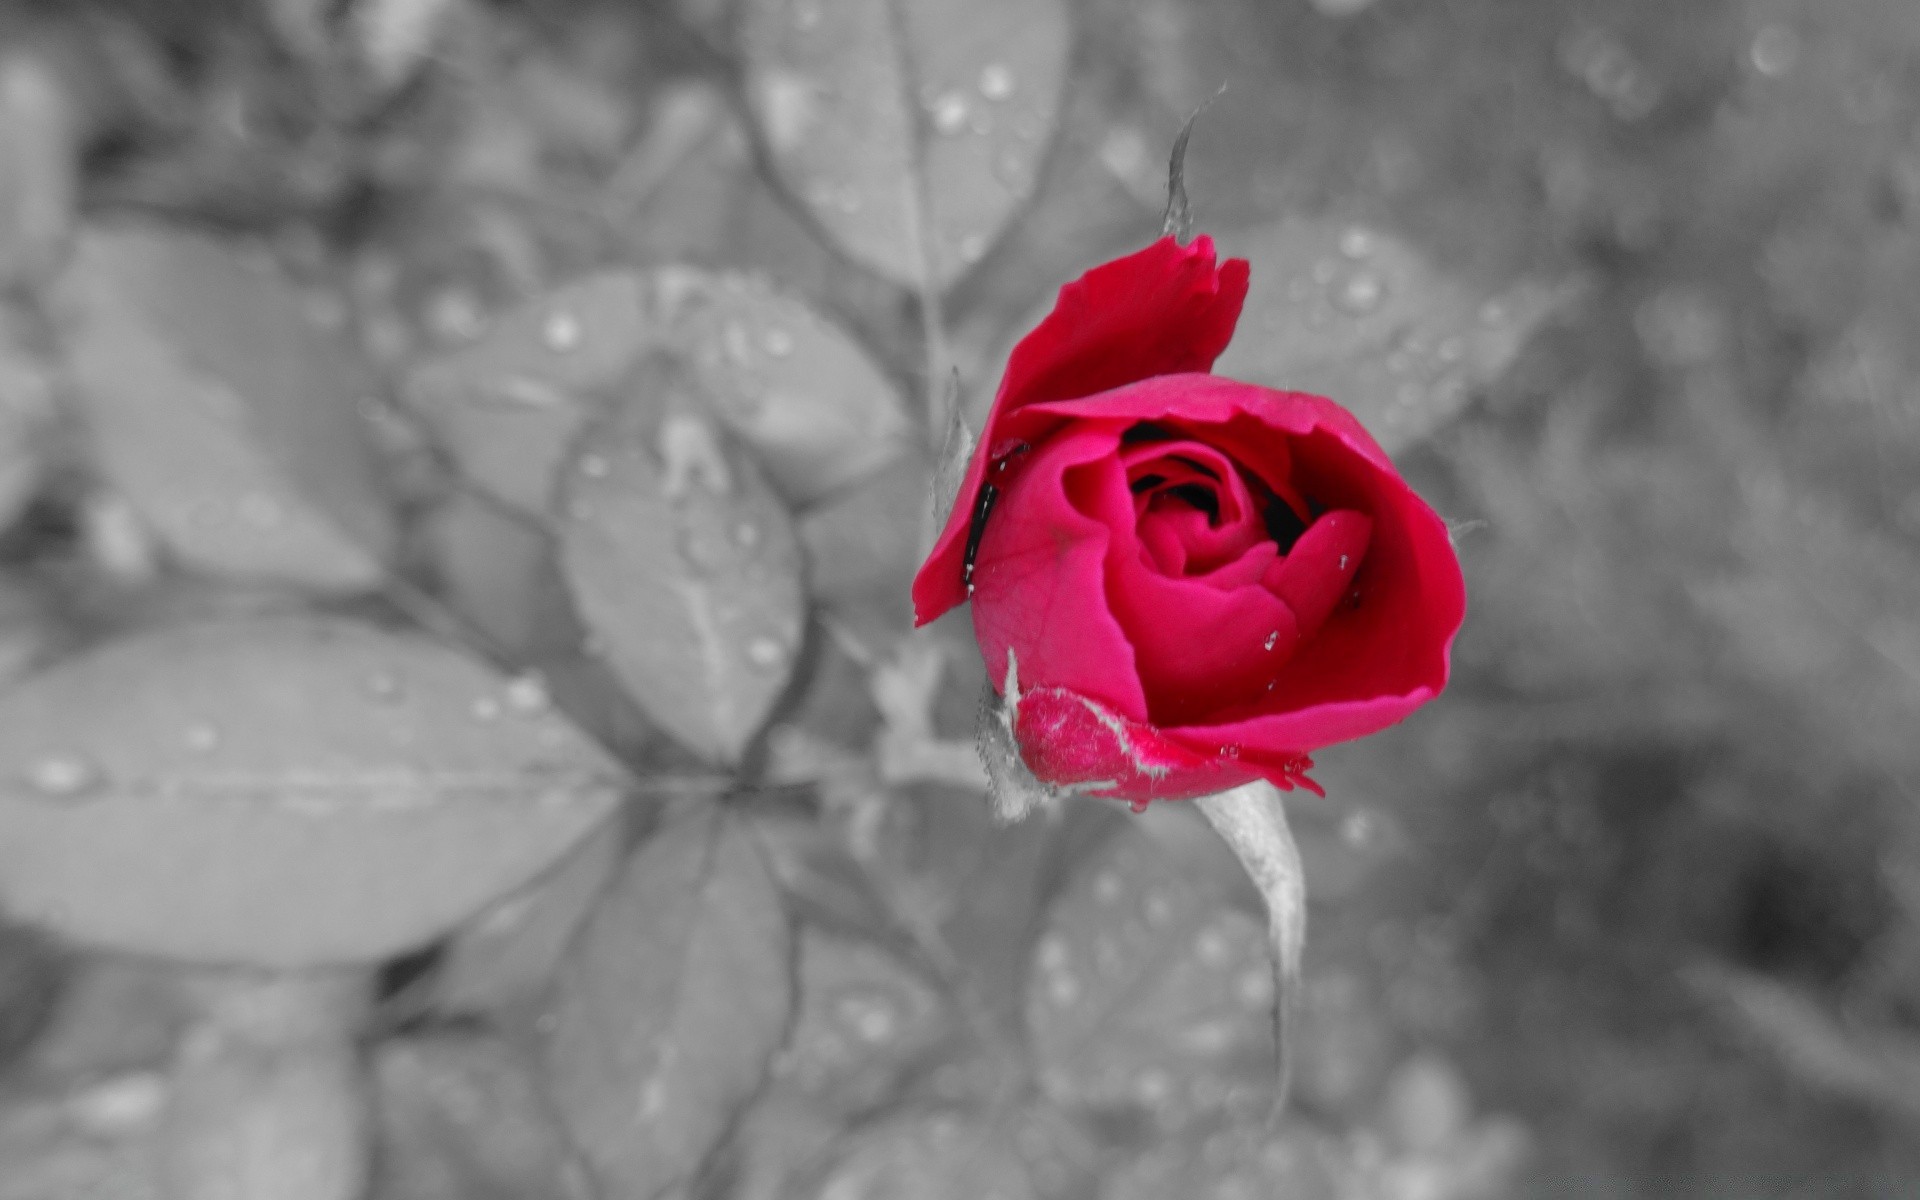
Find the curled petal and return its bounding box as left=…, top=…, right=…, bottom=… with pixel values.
left=914, top=238, right=1249, bottom=625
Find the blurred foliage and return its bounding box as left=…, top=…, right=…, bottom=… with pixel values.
left=0, top=0, right=1913, bottom=1197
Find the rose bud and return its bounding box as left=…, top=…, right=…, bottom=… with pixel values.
left=912, top=235, right=1466, bottom=806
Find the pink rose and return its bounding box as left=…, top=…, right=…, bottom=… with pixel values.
left=912, top=236, right=1466, bottom=805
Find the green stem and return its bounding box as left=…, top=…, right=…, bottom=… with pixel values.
left=1193, top=780, right=1307, bottom=1114
left=158, top=966, right=373, bottom=1200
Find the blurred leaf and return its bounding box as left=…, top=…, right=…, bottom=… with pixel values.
left=736, top=0, right=1071, bottom=290
left=0, top=1085, right=160, bottom=1200
left=0, top=311, right=53, bottom=537
left=0, top=920, right=62, bottom=1070
left=541, top=803, right=793, bottom=1200
left=1213, top=218, right=1574, bottom=454
left=0, top=615, right=626, bottom=967
left=777, top=925, right=948, bottom=1114
left=799, top=1108, right=1036, bottom=1200
left=372, top=1030, right=593, bottom=1200
left=429, top=808, right=627, bottom=1019
left=715, top=1086, right=847, bottom=1200
left=1026, top=824, right=1275, bottom=1122
left=800, top=453, right=929, bottom=646
left=53, top=223, right=398, bottom=592
left=558, top=409, right=805, bottom=766
left=0, top=51, right=79, bottom=290
left=420, top=493, right=567, bottom=660
left=401, top=267, right=906, bottom=512
left=1104, top=1121, right=1352, bottom=1200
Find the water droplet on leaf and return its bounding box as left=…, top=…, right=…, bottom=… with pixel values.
left=28, top=754, right=100, bottom=799
left=929, top=92, right=970, bottom=135
left=1331, top=270, right=1386, bottom=316
left=542, top=310, right=583, bottom=352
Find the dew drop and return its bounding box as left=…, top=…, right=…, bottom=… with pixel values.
left=929, top=91, right=970, bottom=135
left=364, top=671, right=405, bottom=702
left=1262, top=630, right=1279, bottom=651
left=1331, top=270, right=1386, bottom=316
left=978, top=63, right=1016, bottom=101
left=1338, top=226, right=1376, bottom=258
left=471, top=696, right=501, bottom=721
left=834, top=990, right=900, bottom=1044
left=761, top=327, right=795, bottom=357
left=1478, top=298, right=1510, bottom=326
left=1134, top=1068, right=1173, bottom=1105
left=1195, top=925, right=1233, bottom=968
left=542, top=310, right=583, bottom=352
left=792, top=0, right=822, bottom=30
left=733, top=521, right=761, bottom=548
left=1046, top=970, right=1082, bottom=1007
left=957, top=232, right=989, bottom=263
left=1338, top=554, right=1350, bottom=570
left=577, top=453, right=610, bottom=478
left=505, top=673, right=549, bottom=714
left=1142, top=891, right=1174, bottom=928
left=1236, top=968, right=1274, bottom=1010
left=1035, top=934, right=1070, bottom=971
left=28, top=754, right=99, bottom=799
left=1092, top=870, right=1123, bottom=903
left=184, top=724, right=220, bottom=753
left=746, top=636, right=786, bottom=669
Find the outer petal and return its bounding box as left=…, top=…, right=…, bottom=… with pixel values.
left=912, top=238, right=1250, bottom=624
left=967, top=423, right=1150, bottom=722
left=1013, top=686, right=1318, bottom=805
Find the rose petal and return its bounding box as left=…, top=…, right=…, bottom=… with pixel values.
left=1067, top=454, right=1303, bottom=727
left=1013, top=685, right=1260, bottom=803
left=968, top=423, right=1150, bottom=722
left=1260, top=510, right=1373, bottom=639
left=1122, top=440, right=1265, bottom=575
left=913, top=239, right=1249, bottom=625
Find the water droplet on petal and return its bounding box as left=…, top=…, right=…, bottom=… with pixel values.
left=957, top=232, right=989, bottom=263
left=542, top=310, right=583, bottom=352
left=1092, top=870, right=1123, bottom=903
left=1263, top=631, right=1279, bottom=651
left=1338, top=226, right=1375, bottom=258
left=28, top=754, right=99, bottom=799
left=184, top=724, right=220, bottom=753
left=761, top=327, right=795, bottom=357
left=733, top=521, right=761, bottom=548
left=978, top=63, right=1016, bottom=100
left=1142, top=891, right=1173, bottom=927
left=792, top=0, right=822, bottom=30
left=577, top=453, right=610, bottom=478
left=1035, top=933, right=1070, bottom=971
left=471, top=696, right=501, bottom=721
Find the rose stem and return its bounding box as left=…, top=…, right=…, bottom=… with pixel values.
left=1193, top=779, right=1307, bottom=1116
left=158, top=965, right=375, bottom=1200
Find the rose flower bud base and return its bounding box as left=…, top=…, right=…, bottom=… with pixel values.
left=918, top=234, right=1466, bottom=1108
